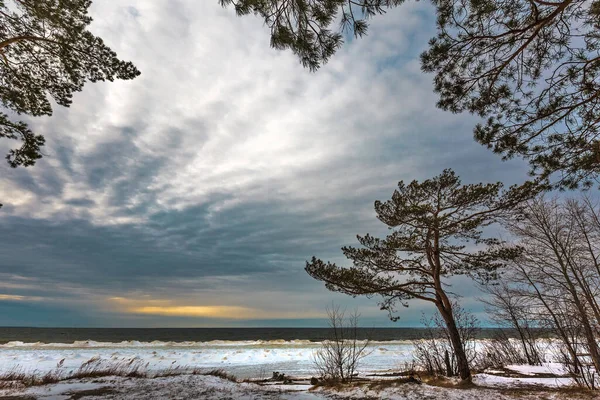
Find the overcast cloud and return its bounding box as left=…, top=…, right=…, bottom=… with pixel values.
left=0, top=0, right=529, bottom=327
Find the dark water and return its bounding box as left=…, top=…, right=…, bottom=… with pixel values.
left=0, top=327, right=510, bottom=344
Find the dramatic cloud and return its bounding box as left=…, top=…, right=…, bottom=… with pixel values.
left=0, top=0, right=529, bottom=327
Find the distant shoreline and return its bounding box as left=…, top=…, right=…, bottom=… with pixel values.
left=0, top=327, right=551, bottom=344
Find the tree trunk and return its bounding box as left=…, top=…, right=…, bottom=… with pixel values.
left=569, top=290, right=600, bottom=373
left=555, top=261, right=600, bottom=373
left=444, top=350, right=454, bottom=377
left=510, top=314, right=534, bottom=365
left=519, top=267, right=579, bottom=369
left=436, top=303, right=471, bottom=382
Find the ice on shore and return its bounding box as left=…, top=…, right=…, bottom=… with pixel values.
left=0, top=339, right=415, bottom=379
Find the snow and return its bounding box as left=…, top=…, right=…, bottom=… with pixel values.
left=4, top=375, right=580, bottom=399
left=0, top=340, right=585, bottom=399
left=25, top=381, right=106, bottom=400
left=473, top=363, right=574, bottom=388
left=470, top=362, right=576, bottom=388
left=17, top=375, right=324, bottom=400
left=504, top=363, right=567, bottom=376
left=474, top=373, right=574, bottom=388
left=0, top=339, right=415, bottom=379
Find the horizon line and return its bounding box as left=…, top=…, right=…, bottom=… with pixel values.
left=0, top=325, right=506, bottom=329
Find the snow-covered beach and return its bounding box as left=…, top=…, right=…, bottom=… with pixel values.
left=4, top=373, right=591, bottom=400
left=0, top=339, right=589, bottom=399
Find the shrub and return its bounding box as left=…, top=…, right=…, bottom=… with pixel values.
left=312, top=304, right=371, bottom=383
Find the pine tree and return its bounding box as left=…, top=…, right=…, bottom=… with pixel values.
left=305, top=169, right=536, bottom=381
left=0, top=0, right=140, bottom=168
left=422, top=0, right=600, bottom=190
left=222, top=0, right=600, bottom=189
left=220, top=0, right=405, bottom=71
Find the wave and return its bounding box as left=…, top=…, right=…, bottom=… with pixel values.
left=0, top=339, right=419, bottom=348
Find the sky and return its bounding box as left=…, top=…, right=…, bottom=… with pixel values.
left=0, top=0, right=531, bottom=328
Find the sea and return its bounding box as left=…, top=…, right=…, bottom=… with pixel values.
left=0, top=327, right=508, bottom=344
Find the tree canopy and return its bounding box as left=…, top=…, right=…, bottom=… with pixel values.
left=305, top=169, right=534, bottom=317
left=221, top=0, right=600, bottom=189
left=0, top=0, right=140, bottom=168
left=219, top=0, right=405, bottom=71
left=502, top=196, right=600, bottom=374
left=423, top=0, right=600, bottom=190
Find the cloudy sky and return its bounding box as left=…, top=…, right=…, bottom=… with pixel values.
left=0, top=0, right=530, bottom=327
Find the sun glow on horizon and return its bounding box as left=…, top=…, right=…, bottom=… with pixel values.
left=0, top=294, right=25, bottom=301
left=130, top=305, right=255, bottom=319
left=107, top=296, right=323, bottom=320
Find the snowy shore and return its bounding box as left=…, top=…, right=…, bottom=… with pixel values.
left=1, top=371, right=589, bottom=400
left=0, top=339, right=589, bottom=399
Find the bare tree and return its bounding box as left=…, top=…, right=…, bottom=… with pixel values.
left=514, top=261, right=584, bottom=371
left=565, top=198, right=600, bottom=331
left=504, top=196, right=600, bottom=388
left=481, top=282, right=543, bottom=366
left=312, top=304, right=371, bottom=383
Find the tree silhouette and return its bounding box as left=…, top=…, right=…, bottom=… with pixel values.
left=0, top=0, right=140, bottom=168
left=221, top=0, right=600, bottom=189
left=306, top=169, right=536, bottom=381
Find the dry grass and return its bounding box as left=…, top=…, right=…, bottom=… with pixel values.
left=195, top=368, right=237, bottom=382
left=68, top=357, right=149, bottom=380
left=0, top=358, right=236, bottom=390
left=0, top=368, right=61, bottom=390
